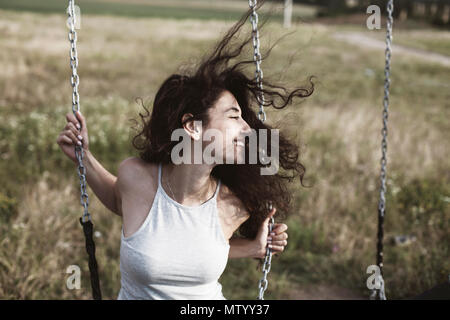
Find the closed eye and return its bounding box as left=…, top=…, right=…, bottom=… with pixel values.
left=230, top=116, right=239, bottom=119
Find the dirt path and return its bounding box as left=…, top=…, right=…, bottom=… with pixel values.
left=287, top=283, right=366, bottom=300
left=332, top=32, right=450, bottom=67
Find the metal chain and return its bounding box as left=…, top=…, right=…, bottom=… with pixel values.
left=249, top=1, right=275, bottom=300
left=257, top=201, right=275, bottom=300
left=249, top=0, right=266, bottom=123
left=68, top=0, right=90, bottom=223
left=371, top=0, right=393, bottom=301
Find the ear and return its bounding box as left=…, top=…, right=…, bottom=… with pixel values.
left=181, top=113, right=202, bottom=140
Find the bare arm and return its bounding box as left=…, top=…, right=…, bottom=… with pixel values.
left=57, top=111, right=122, bottom=216
left=228, top=237, right=261, bottom=259
left=80, top=150, right=121, bottom=216
left=228, top=207, right=288, bottom=259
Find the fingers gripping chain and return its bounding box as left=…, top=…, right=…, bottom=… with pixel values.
left=257, top=202, right=274, bottom=300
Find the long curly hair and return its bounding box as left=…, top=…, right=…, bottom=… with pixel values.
left=131, top=1, right=315, bottom=242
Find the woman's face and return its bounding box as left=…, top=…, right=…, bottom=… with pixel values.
left=203, top=90, right=251, bottom=164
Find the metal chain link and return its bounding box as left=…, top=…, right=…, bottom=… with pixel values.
left=257, top=201, right=275, bottom=300
left=249, top=0, right=275, bottom=300
left=370, top=0, right=393, bottom=301
left=249, top=0, right=266, bottom=123
left=68, top=0, right=91, bottom=223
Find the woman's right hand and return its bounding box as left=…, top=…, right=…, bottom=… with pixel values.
left=56, top=111, right=89, bottom=164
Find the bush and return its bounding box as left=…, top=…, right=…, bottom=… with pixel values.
left=395, top=177, right=449, bottom=228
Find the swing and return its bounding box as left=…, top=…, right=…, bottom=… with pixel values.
left=66, top=0, right=275, bottom=300
left=369, top=0, right=394, bottom=301
left=67, top=0, right=102, bottom=300
left=371, top=1, right=450, bottom=300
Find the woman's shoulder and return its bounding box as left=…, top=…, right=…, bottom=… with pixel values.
left=117, top=157, right=158, bottom=192
left=119, top=157, right=157, bottom=174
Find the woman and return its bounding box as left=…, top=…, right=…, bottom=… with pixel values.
left=57, top=5, right=313, bottom=300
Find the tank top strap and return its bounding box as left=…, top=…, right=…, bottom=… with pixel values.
left=158, top=162, right=162, bottom=188
left=212, top=178, right=221, bottom=202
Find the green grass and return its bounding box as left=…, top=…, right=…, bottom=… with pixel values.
left=369, top=29, right=450, bottom=57
left=0, top=0, right=317, bottom=22
left=0, top=0, right=238, bottom=20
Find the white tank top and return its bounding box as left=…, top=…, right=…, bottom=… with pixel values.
left=117, top=162, right=230, bottom=300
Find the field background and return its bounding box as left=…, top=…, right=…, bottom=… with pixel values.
left=0, top=0, right=448, bottom=299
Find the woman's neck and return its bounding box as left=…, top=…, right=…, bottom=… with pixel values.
left=162, top=163, right=217, bottom=206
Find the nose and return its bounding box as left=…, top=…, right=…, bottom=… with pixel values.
left=241, top=119, right=252, bottom=134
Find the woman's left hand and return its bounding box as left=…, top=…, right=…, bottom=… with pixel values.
left=253, top=207, right=288, bottom=259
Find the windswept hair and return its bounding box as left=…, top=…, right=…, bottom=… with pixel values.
left=131, top=1, right=315, bottom=244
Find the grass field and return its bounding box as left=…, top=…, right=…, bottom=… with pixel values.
left=0, top=0, right=317, bottom=21
left=0, top=2, right=449, bottom=300
left=367, top=28, right=450, bottom=57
